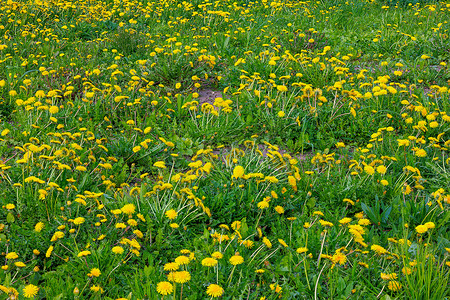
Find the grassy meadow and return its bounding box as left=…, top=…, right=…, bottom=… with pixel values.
left=0, top=0, right=449, bottom=298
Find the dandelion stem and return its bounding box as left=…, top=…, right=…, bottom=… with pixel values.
left=254, top=210, right=263, bottom=230
left=227, top=265, right=236, bottom=283
left=304, top=259, right=311, bottom=290
left=173, top=283, right=176, bottom=300
left=289, top=221, right=293, bottom=245
left=314, top=264, right=326, bottom=300
left=216, top=265, right=219, bottom=284
left=344, top=237, right=353, bottom=249
left=376, top=285, right=385, bottom=298
left=317, top=230, right=327, bottom=267
left=79, top=278, right=92, bottom=297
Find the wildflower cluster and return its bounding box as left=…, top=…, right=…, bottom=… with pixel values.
left=0, top=0, right=449, bottom=298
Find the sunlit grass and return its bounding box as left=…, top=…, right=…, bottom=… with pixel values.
left=0, top=0, right=449, bottom=298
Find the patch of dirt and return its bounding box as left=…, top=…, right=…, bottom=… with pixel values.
left=197, top=89, right=223, bottom=105
left=210, top=144, right=312, bottom=164
left=429, top=65, right=443, bottom=72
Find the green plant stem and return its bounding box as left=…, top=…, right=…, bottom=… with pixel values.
left=314, top=264, right=326, bottom=300
left=317, top=230, right=327, bottom=267
left=227, top=265, right=236, bottom=283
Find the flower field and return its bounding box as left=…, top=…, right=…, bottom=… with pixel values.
left=0, top=0, right=449, bottom=298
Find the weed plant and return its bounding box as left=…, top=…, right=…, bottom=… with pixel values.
left=0, top=0, right=449, bottom=299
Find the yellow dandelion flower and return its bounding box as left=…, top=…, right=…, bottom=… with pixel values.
left=48, top=106, right=59, bottom=114
left=381, top=273, right=397, bottom=280
left=112, top=246, right=124, bottom=254
left=115, top=223, right=126, bottom=229
left=232, top=165, right=245, bottom=179
left=371, top=244, right=388, bottom=255
left=262, top=237, right=272, bottom=248
left=296, top=247, right=308, bottom=254
left=343, top=198, right=355, bottom=205
left=278, top=239, right=288, bottom=247
left=201, top=257, right=218, bottom=267
left=23, top=284, right=39, bottom=298
left=376, top=165, right=387, bottom=174
left=211, top=252, right=223, bottom=259
left=358, top=262, right=369, bottom=268
left=14, top=261, right=26, bottom=267
left=276, top=85, right=288, bottom=92
left=50, top=231, right=65, bottom=242
left=231, top=221, right=241, bottom=231
left=46, top=246, right=54, bottom=258
left=424, top=222, right=435, bottom=229
left=127, top=219, right=138, bottom=226
left=73, top=217, right=85, bottom=225
left=121, top=204, right=136, bottom=215
left=339, top=217, right=352, bottom=225
left=153, top=161, right=166, bottom=168
left=206, top=284, right=224, bottom=297
left=88, top=268, right=101, bottom=277
left=78, top=250, right=91, bottom=257
left=34, top=222, right=44, bottom=232
left=319, top=220, right=333, bottom=227
left=174, top=255, right=190, bottom=265
left=387, top=280, right=401, bottom=292
left=415, top=225, right=428, bottom=234
left=173, top=271, right=191, bottom=283
left=6, top=252, right=19, bottom=260
left=132, top=146, right=141, bottom=153
left=332, top=251, right=346, bottom=265
left=274, top=206, right=284, bottom=214
left=164, top=262, right=179, bottom=271
left=156, top=281, right=173, bottom=296
left=1, top=129, right=10, bottom=136
left=354, top=212, right=364, bottom=219
left=380, top=179, right=389, bottom=186
left=402, top=267, right=412, bottom=275
left=358, top=219, right=371, bottom=226
left=414, top=149, right=427, bottom=157
left=257, top=201, right=269, bottom=209
left=111, top=209, right=122, bottom=215
left=364, top=165, right=375, bottom=175
left=270, top=284, right=282, bottom=293
left=229, top=255, right=244, bottom=265
left=241, top=240, right=254, bottom=249
left=90, top=285, right=103, bottom=293
left=165, top=209, right=177, bottom=220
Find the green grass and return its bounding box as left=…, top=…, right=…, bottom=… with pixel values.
left=0, top=0, right=449, bottom=299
